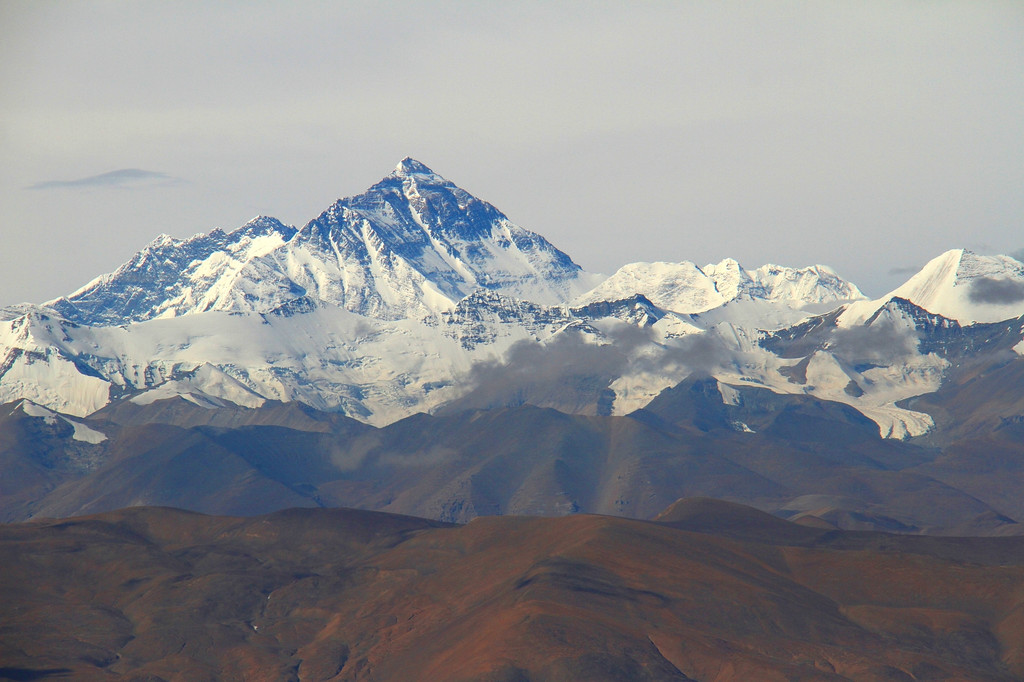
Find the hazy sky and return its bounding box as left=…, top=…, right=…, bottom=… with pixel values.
left=2, top=1, right=1022, bottom=304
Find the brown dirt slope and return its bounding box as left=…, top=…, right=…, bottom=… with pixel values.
left=3, top=501, right=1024, bottom=681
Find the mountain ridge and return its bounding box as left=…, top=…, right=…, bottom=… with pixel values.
left=51, top=158, right=597, bottom=325
left=2, top=159, right=1023, bottom=439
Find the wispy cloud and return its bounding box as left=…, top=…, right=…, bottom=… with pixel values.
left=887, top=265, right=922, bottom=277
left=27, top=169, right=181, bottom=190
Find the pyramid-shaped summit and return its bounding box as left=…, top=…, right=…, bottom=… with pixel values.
left=55, top=159, right=596, bottom=325
left=392, top=157, right=437, bottom=176
left=839, top=249, right=1024, bottom=326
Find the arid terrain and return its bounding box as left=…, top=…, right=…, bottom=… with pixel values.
left=3, top=499, right=1024, bottom=681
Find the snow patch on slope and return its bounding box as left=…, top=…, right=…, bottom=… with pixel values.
left=19, top=400, right=107, bottom=443
left=0, top=354, right=109, bottom=417
left=130, top=364, right=266, bottom=409
left=707, top=342, right=944, bottom=439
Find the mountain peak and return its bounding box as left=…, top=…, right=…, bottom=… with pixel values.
left=392, top=157, right=437, bottom=176
left=839, top=247, right=1024, bottom=326
left=231, top=215, right=297, bottom=240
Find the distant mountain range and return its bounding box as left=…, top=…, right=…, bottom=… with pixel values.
left=2, top=159, right=1024, bottom=531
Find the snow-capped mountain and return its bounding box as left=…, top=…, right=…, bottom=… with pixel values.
left=3, top=159, right=1024, bottom=441
left=743, top=263, right=865, bottom=307
left=52, top=216, right=300, bottom=325
left=575, top=259, right=864, bottom=317
left=52, top=158, right=599, bottom=325
left=291, top=158, right=599, bottom=318
left=840, top=249, right=1024, bottom=326
left=575, top=261, right=725, bottom=314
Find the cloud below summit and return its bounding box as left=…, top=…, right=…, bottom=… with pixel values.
left=452, top=324, right=740, bottom=416
left=968, top=277, right=1024, bottom=305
